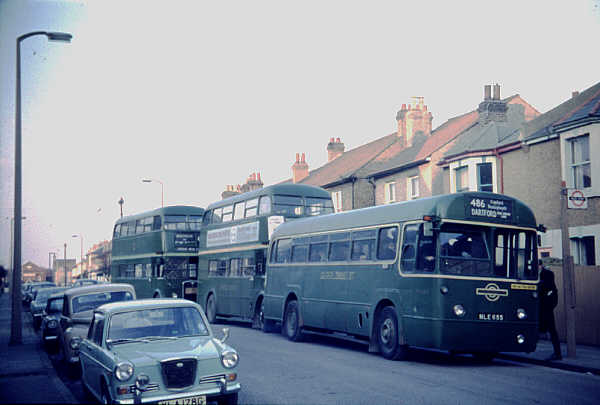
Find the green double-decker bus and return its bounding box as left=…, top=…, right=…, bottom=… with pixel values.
left=264, top=192, right=543, bottom=360
left=197, top=184, right=334, bottom=328
left=111, top=206, right=204, bottom=300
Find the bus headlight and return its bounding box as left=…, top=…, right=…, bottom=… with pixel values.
left=453, top=304, right=466, bottom=317
left=517, top=308, right=527, bottom=320
left=114, top=362, right=134, bottom=381
left=517, top=334, right=526, bottom=344
left=221, top=350, right=239, bottom=369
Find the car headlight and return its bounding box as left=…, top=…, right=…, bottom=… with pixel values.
left=221, top=350, right=239, bottom=369
left=47, top=319, right=58, bottom=329
left=70, top=337, right=82, bottom=350
left=114, top=362, right=134, bottom=381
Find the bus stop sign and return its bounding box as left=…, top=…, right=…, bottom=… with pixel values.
left=567, top=189, right=587, bottom=209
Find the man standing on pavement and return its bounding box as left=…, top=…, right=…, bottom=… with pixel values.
left=539, top=265, right=562, bottom=361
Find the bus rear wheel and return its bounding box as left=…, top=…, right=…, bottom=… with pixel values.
left=206, top=294, right=217, bottom=324
left=376, top=307, right=408, bottom=360
left=283, top=300, right=303, bottom=342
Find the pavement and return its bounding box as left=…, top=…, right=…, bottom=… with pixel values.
left=0, top=291, right=599, bottom=405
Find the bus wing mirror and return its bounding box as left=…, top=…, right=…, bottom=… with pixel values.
left=423, top=222, right=433, bottom=237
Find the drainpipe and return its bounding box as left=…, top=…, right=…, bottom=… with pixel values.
left=494, top=148, right=504, bottom=194
left=368, top=177, right=377, bottom=206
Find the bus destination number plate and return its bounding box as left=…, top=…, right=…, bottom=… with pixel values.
left=158, top=395, right=206, bottom=405
left=478, top=313, right=504, bottom=321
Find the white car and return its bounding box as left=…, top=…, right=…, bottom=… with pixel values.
left=79, top=299, right=240, bottom=405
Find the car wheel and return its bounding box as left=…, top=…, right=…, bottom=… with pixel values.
left=376, top=306, right=408, bottom=360
left=206, top=294, right=217, bottom=324
left=219, top=392, right=238, bottom=405
left=282, top=300, right=303, bottom=342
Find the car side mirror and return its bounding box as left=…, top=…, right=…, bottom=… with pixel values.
left=219, top=328, right=230, bottom=344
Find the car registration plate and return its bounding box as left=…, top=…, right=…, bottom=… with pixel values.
left=158, top=395, right=206, bottom=405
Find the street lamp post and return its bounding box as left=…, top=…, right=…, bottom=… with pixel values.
left=118, top=197, right=124, bottom=218
left=63, top=243, right=67, bottom=287
left=142, top=178, right=164, bottom=207
left=11, top=31, right=72, bottom=346
left=72, top=234, right=83, bottom=279
left=48, top=251, right=57, bottom=282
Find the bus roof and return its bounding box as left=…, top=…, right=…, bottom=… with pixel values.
left=115, top=205, right=205, bottom=225
left=271, top=192, right=538, bottom=238
left=206, top=184, right=331, bottom=210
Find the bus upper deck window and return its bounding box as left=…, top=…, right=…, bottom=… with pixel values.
left=259, top=196, right=271, bottom=215
left=245, top=198, right=258, bottom=217
left=233, top=202, right=245, bottom=221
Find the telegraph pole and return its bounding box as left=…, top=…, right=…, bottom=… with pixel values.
left=559, top=181, right=577, bottom=358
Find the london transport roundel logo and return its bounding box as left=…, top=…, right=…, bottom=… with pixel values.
left=476, top=283, right=509, bottom=302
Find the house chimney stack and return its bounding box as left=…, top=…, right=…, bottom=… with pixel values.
left=292, top=152, right=309, bottom=183
left=327, top=137, right=345, bottom=162
left=478, top=83, right=507, bottom=124
left=396, top=96, right=433, bottom=147
left=572, top=91, right=580, bottom=99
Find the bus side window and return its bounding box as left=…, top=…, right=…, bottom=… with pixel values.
left=113, top=224, right=121, bottom=239
left=399, top=225, right=417, bottom=271
left=329, top=232, right=350, bottom=261
left=229, top=259, right=241, bottom=277
left=212, top=208, right=223, bottom=224
left=291, top=237, right=309, bottom=263
left=242, top=257, right=256, bottom=276
left=218, top=260, right=228, bottom=277
left=378, top=226, right=398, bottom=261
left=308, top=235, right=328, bottom=262
left=208, top=260, right=218, bottom=278
left=274, top=239, right=292, bottom=263
left=259, top=196, right=271, bottom=215
left=152, top=215, right=162, bottom=231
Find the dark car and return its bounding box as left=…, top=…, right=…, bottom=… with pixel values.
left=22, top=281, right=55, bottom=306
left=57, top=283, right=136, bottom=373
left=41, top=291, right=67, bottom=352
left=30, top=286, right=68, bottom=330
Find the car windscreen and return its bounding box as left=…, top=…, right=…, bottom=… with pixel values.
left=108, top=306, right=209, bottom=341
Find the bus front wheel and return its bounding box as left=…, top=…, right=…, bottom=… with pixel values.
left=283, top=300, right=303, bottom=342
left=206, top=294, right=217, bottom=324
left=376, top=307, right=408, bottom=360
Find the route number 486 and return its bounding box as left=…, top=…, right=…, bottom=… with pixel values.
left=470, top=199, right=486, bottom=208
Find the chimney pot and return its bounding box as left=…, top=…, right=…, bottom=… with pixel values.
left=493, top=83, right=500, bottom=100
left=484, top=85, right=492, bottom=100
left=301, top=152, right=306, bottom=163
left=295, top=153, right=299, bottom=163
left=336, top=137, right=340, bottom=143
left=330, top=137, right=334, bottom=143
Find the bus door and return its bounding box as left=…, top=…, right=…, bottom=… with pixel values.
left=239, top=254, right=264, bottom=319
left=151, top=258, right=165, bottom=298
left=181, top=258, right=199, bottom=302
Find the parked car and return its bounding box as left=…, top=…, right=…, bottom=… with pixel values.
left=41, top=291, right=67, bottom=352
left=57, top=283, right=136, bottom=373
left=71, top=279, right=104, bottom=288
left=30, top=286, right=68, bottom=330
left=79, top=299, right=241, bottom=405
left=23, top=281, right=55, bottom=305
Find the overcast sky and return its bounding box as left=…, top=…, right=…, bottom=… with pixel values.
left=1, top=0, right=599, bottom=268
